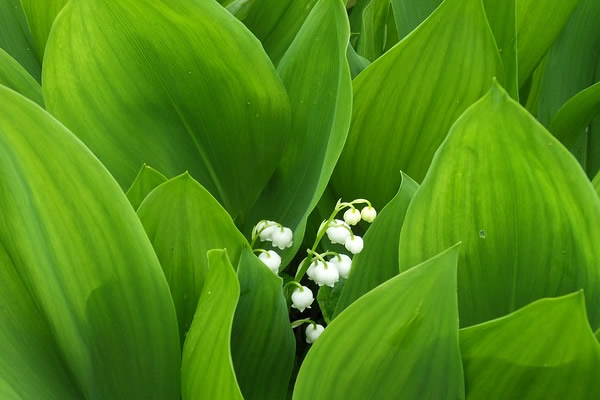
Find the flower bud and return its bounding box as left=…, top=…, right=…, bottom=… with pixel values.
left=257, top=220, right=277, bottom=242
left=314, top=261, right=339, bottom=287
left=306, top=260, right=318, bottom=281
left=258, top=250, right=281, bottom=273
left=344, top=235, right=364, bottom=254
left=329, top=254, right=352, bottom=279
left=271, top=227, right=293, bottom=250
left=361, top=206, right=377, bottom=223
left=291, top=286, right=314, bottom=312
left=326, top=219, right=351, bottom=245
left=305, top=324, right=325, bottom=343
left=343, top=207, right=361, bottom=225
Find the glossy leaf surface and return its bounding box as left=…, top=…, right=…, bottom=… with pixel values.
left=399, top=84, right=600, bottom=329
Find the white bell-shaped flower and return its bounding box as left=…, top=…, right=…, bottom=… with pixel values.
left=361, top=206, right=377, bottom=223
left=258, top=250, right=281, bottom=274
left=326, top=219, right=351, bottom=245
left=305, top=324, right=325, bottom=344
left=271, top=226, right=293, bottom=250
left=343, top=207, right=361, bottom=226
left=257, top=220, right=277, bottom=242
left=329, top=254, right=352, bottom=279
left=291, top=286, right=314, bottom=312
left=314, top=261, right=339, bottom=287
left=306, top=260, right=318, bottom=281
left=344, top=235, right=364, bottom=254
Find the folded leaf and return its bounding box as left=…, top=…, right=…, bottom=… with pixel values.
left=332, top=0, right=503, bottom=208
left=0, top=85, right=180, bottom=398
left=334, top=172, right=418, bottom=317
left=137, top=173, right=248, bottom=343
left=357, top=0, right=391, bottom=61
left=399, top=83, right=600, bottom=329
left=0, top=0, right=40, bottom=80
left=0, top=48, right=43, bottom=106
left=125, top=163, right=168, bottom=211
left=181, top=249, right=243, bottom=400
left=231, top=248, right=295, bottom=400
left=460, top=292, right=600, bottom=399
left=293, top=245, right=464, bottom=399
left=43, top=0, right=290, bottom=218
left=389, top=0, right=441, bottom=39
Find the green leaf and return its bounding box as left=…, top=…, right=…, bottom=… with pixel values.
left=334, top=173, right=418, bottom=317
left=399, top=83, right=600, bottom=329
left=43, top=0, right=290, bottom=218
left=0, top=0, right=40, bottom=80
left=293, top=245, right=464, bottom=399
left=357, top=0, right=391, bottom=61
left=0, top=48, right=43, bottom=106
left=389, top=0, right=441, bottom=39
left=316, top=278, right=345, bottom=324
left=346, top=42, right=370, bottom=79
left=137, top=173, right=248, bottom=343
left=0, top=85, right=180, bottom=398
left=241, top=0, right=319, bottom=65
left=482, top=0, right=518, bottom=99
left=19, top=0, right=67, bottom=59
left=333, top=0, right=503, bottom=209
left=181, top=249, right=243, bottom=400
left=516, top=0, right=579, bottom=87
left=125, top=164, right=168, bottom=211
left=460, top=292, right=600, bottom=399
left=245, top=0, right=351, bottom=260
left=231, top=248, right=295, bottom=400
left=549, top=82, right=600, bottom=149
left=593, top=171, right=600, bottom=196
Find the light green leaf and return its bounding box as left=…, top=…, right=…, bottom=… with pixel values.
left=245, top=0, right=351, bottom=261
left=389, top=0, right=441, bottom=39
left=516, top=0, right=579, bottom=87
left=19, top=0, right=67, bottom=59
left=460, top=292, right=600, bottom=399
left=231, top=248, right=295, bottom=400
left=0, top=48, right=43, bottom=106
left=357, top=0, right=391, bottom=61
left=347, top=42, right=370, bottom=79
left=399, top=83, right=600, bottom=329
left=43, top=0, right=290, bottom=218
left=0, top=0, right=40, bottom=80
left=137, top=173, right=248, bottom=343
left=334, top=173, right=418, bottom=317
left=0, top=85, right=180, bottom=398
left=125, top=163, right=168, bottom=211
left=293, top=245, right=464, bottom=399
left=333, top=0, right=503, bottom=209
left=593, top=171, right=600, bottom=196
left=549, top=82, right=600, bottom=149
left=181, top=249, right=243, bottom=400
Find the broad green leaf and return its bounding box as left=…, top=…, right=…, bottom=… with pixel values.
left=460, top=292, right=600, bottom=399
left=333, top=0, right=503, bottom=208
left=181, top=249, right=243, bottom=400
left=399, top=83, right=600, bottom=329
left=241, top=0, right=319, bottom=65
left=0, top=86, right=180, bottom=398
left=19, top=0, right=67, bottom=59
left=549, top=82, right=600, bottom=149
left=245, top=0, right=351, bottom=262
left=0, top=0, right=40, bottom=80
left=334, top=173, right=418, bottom=317
left=293, top=245, right=464, bottom=399
left=357, top=0, right=391, bottom=61
left=346, top=43, right=370, bottom=79
left=389, top=0, right=441, bottom=39
left=125, top=163, right=168, bottom=211
left=482, top=0, right=518, bottom=99
left=594, top=171, right=600, bottom=196
left=348, top=0, right=370, bottom=47
left=43, top=0, right=290, bottom=218
left=231, top=248, right=295, bottom=400
left=0, top=48, right=43, bottom=106
left=516, top=0, right=579, bottom=87
left=137, top=173, right=248, bottom=343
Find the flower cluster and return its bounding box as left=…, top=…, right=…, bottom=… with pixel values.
left=252, top=220, right=293, bottom=274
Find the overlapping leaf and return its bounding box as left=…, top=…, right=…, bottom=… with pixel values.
left=332, top=0, right=503, bottom=208
left=399, top=83, right=600, bottom=329
left=231, top=248, right=295, bottom=400
left=0, top=0, right=40, bottom=81
left=181, top=250, right=242, bottom=400
left=357, top=0, right=391, bottom=61
left=137, top=173, right=248, bottom=342
left=43, top=0, right=290, bottom=218
left=0, top=48, right=43, bottom=106
left=19, top=0, right=67, bottom=59
left=0, top=86, right=180, bottom=398
left=460, top=292, right=600, bottom=399
left=125, top=164, right=167, bottom=211
left=333, top=173, right=418, bottom=317
left=389, top=0, right=441, bottom=39
left=293, top=246, right=464, bottom=399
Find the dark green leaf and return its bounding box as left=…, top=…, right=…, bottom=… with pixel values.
left=357, top=0, right=391, bottom=61
left=389, top=0, right=441, bottom=39
left=316, top=278, right=345, bottom=324
left=0, top=0, right=40, bottom=80
left=0, top=48, right=43, bottom=106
